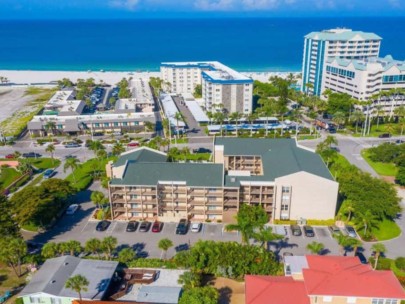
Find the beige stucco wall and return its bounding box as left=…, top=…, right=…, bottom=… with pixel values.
left=310, top=295, right=376, bottom=304
left=274, top=171, right=338, bottom=220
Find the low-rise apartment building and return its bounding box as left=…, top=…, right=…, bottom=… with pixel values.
left=246, top=255, right=405, bottom=304
left=107, top=138, right=338, bottom=222
left=322, top=55, right=405, bottom=116
left=160, top=61, right=253, bottom=114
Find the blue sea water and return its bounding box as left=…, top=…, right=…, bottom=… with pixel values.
left=0, top=17, right=404, bottom=72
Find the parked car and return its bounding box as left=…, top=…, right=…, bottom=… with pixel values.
left=43, top=169, right=55, bottom=179
left=26, top=241, right=42, bottom=255
left=176, top=219, right=189, bottom=235
left=127, top=142, right=139, bottom=147
left=378, top=133, right=391, bottom=138
left=126, top=221, right=138, bottom=232
left=139, top=221, right=150, bottom=232
left=65, top=143, right=80, bottom=148
left=151, top=221, right=162, bottom=233
left=66, top=204, right=79, bottom=215
left=395, top=139, right=404, bottom=145
left=328, top=225, right=341, bottom=235
left=22, top=152, right=41, bottom=158
left=355, top=252, right=368, bottom=264
left=290, top=225, right=302, bottom=236
left=303, top=225, right=315, bottom=237
left=5, top=153, right=15, bottom=159
left=96, top=220, right=111, bottom=231
left=190, top=222, right=202, bottom=233
left=345, top=225, right=357, bottom=238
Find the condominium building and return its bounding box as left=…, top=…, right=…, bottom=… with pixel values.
left=160, top=61, right=253, bottom=114
left=246, top=255, right=405, bottom=304
left=323, top=55, right=405, bottom=116
left=301, top=28, right=382, bottom=96
left=107, top=138, right=338, bottom=222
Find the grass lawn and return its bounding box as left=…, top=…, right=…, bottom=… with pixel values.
left=170, top=137, right=188, bottom=144
left=361, top=150, right=398, bottom=176
left=66, top=157, right=109, bottom=190
left=297, top=135, right=319, bottom=140
left=351, top=123, right=403, bottom=138
left=0, top=263, right=28, bottom=294
left=27, top=157, right=61, bottom=170
left=0, top=167, right=22, bottom=191
left=371, top=218, right=401, bottom=241
left=21, top=222, right=40, bottom=232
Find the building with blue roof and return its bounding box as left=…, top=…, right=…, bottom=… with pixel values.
left=161, top=61, right=253, bottom=114
left=301, top=28, right=382, bottom=96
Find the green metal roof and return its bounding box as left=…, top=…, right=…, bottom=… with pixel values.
left=305, top=30, right=381, bottom=41
left=110, top=162, right=224, bottom=187
left=114, top=147, right=167, bottom=167
left=326, top=55, right=405, bottom=72
left=214, top=138, right=334, bottom=186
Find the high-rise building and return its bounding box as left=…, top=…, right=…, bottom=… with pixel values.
left=301, top=28, right=382, bottom=96
left=160, top=61, right=253, bottom=114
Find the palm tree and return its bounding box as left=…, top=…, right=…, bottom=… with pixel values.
left=91, top=191, right=108, bottom=209
left=350, top=238, right=362, bottom=255
left=206, top=111, right=214, bottom=125
left=101, top=236, right=117, bottom=260
left=252, top=227, right=283, bottom=249
left=178, top=271, right=201, bottom=289
left=112, top=142, right=125, bottom=156
left=229, top=112, right=243, bottom=136
left=343, top=199, right=355, bottom=222
left=64, top=157, right=80, bottom=184
left=65, top=274, right=89, bottom=301
left=17, top=160, right=33, bottom=175
left=64, top=240, right=82, bottom=256
left=96, top=149, right=107, bottom=160
left=174, top=112, right=186, bottom=141
left=41, top=242, right=59, bottom=259
left=158, top=238, right=173, bottom=260
left=44, top=121, right=56, bottom=137
left=332, top=111, right=346, bottom=130
left=324, top=135, right=338, bottom=148
left=394, top=105, right=405, bottom=135
left=245, top=112, right=257, bottom=137
left=371, top=243, right=386, bottom=270
left=334, top=234, right=353, bottom=256
left=13, top=151, right=21, bottom=159
left=144, top=121, right=154, bottom=133
left=374, top=105, right=385, bottom=129
left=213, top=111, right=226, bottom=137
left=45, top=144, right=55, bottom=165
left=355, top=210, right=379, bottom=237
left=306, top=241, right=325, bottom=255
left=351, top=110, right=364, bottom=134
left=118, top=248, right=136, bottom=264
left=88, top=140, right=105, bottom=158
left=84, top=238, right=102, bottom=258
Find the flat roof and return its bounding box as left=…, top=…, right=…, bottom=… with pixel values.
left=181, top=94, right=209, bottom=122
left=131, top=78, right=154, bottom=105
left=305, top=28, right=382, bottom=41
left=327, top=54, right=405, bottom=72
left=160, top=93, right=186, bottom=128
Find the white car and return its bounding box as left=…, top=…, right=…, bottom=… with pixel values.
left=190, top=222, right=202, bottom=233
left=66, top=204, right=79, bottom=215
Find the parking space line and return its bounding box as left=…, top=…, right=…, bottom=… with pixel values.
left=202, top=224, right=205, bottom=235
left=80, top=220, right=90, bottom=233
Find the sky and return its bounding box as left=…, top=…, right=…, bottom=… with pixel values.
left=0, top=0, right=404, bottom=19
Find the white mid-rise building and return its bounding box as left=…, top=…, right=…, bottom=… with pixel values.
left=160, top=61, right=253, bottom=114
left=301, top=28, right=382, bottom=96
left=322, top=55, right=405, bottom=116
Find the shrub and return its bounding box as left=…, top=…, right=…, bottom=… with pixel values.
left=127, top=258, right=177, bottom=269
left=369, top=257, right=392, bottom=270
left=395, top=257, right=405, bottom=272
left=397, top=276, right=405, bottom=287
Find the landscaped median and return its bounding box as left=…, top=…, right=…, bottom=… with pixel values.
left=361, top=149, right=398, bottom=176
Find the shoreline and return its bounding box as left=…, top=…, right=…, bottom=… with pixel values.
left=0, top=69, right=301, bottom=86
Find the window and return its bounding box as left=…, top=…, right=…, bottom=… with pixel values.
left=323, top=296, right=332, bottom=303
left=281, top=204, right=289, bottom=211
left=347, top=297, right=357, bottom=303
left=114, top=122, right=119, bottom=126
left=104, top=123, right=109, bottom=127
left=50, top=298, right=62, bottom=304
left=372, top=300, right=384, bottom=304
left=282, top=186, right=290, bottom=193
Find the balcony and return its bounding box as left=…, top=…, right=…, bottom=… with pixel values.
left=128, top=189, right=142, bottom=195
left=206, top=209, right=223, bottom=215
left=114, top=207, right=126, bottom=212
left=262, top=198, right=273, bottom=204
left=142, top=191, right=156, bottom=196
left=111, top=189, right=126, bottom=195
left=128, top=207, right=142, bottom=212
left=206, top=201, right=223, bottom=206
left=190, top=209, right=205, bottom=215
left=189, top=200, right=206, bottom=206
left=112, top=198, right=126, bottom=204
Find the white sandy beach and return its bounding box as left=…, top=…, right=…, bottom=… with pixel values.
left=0, top=70, right=300, bottom=86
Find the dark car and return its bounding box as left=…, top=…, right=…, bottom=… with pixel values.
left=355, top=252, right=368, bottom=264
left=139, top=221, right=150, bottom=232
left=26, top=241, right=42, bottom=255
left=152, top=221, right=162, bottom=233
left=43, top=169, right=55, bottom=179
left=290, top=225, right=302, bottom=236
left=96, top=220, right=110, bottom=231
left=328, top=127, right=337, bottom=134
left=22, top=152, right=41, bottom=158
left=126, top=221, right=138, bottom=232
left=345, top=225, right=357, bottom=238
left=303, top=225, right=315, bottom=237
left=395, top=139, right=404, bottom=145
left=378, top=133, right=391, bottom=138
left=176, top=219, right=189, bottom=235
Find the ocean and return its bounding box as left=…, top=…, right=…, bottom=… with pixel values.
left=0, top=17, right=404, bottom=72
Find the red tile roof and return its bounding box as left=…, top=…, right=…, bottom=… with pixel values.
left=245, top=275, right=310, bottom=304
left=304, top=255, right=405, bottom=299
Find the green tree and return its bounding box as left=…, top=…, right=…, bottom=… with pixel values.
left=88, top=140, right=105, bottom=154
left=333, top=111, right=346, bottom=129
left=0, top=237, right=27, bottom=277
left=118, top=248, right=135, bottom=264
left=351, top=110, right=364, bottom=134
left=158, top=238, right=173, bottom=260
left=225, top=204, right=268, bottom=245
left=334, top=234, right=359, bottom=256
left=371, top=243, right=386, bottom=270
left=173, top=112, right=186, bottom=142
left=178, top=271, right=201, bottom=290
left=44, top=121, right=56, bottom=137
left=0, top=195, right=20, bottom=237
left=101, top=236, right=117, bottom=260
left=91, top=191, right=108, bottom=208
left=193, top=84, right=202, bottom=98
left=213, top=111, right=226, bottom=136
left=64, top=157, right=80, bottom=184
left=394, top=105, right=405, bottom=135
left=112, top=142, right=125, bottom=156
left=64, top=240, right=82, bottom=256
left=17, top=160, right=33, bottom=175
left=45, top=144, right=55, bottom=164
left=324, top=135, right=338, bottom=148
left=229, top=112, right=243, bottom=136
left=341, top=199, right=356, bottom=222
left=65, top=274, right=89, bottom=302
left=396, top=167, right=405, bottom=186
left=245, top=112, right=258, bottom=136
left=84, top=238, right=102, bottom=258
left=355, top=210, right=379, bottom=237
left=252, top=226, right=283, bottom=249
left=306, top=241, right=325, bottom=255
left=179, top=286, right=219, bottom=304
left=41, top=242, right=60, bottom=259
left=144, top=121, right=154, bottom=133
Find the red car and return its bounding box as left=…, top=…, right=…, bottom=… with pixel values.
left=5, top=154, right=15, bottom=159
left=151, top=221, right=162, bottom=233
left=127, top=142, right=139, bottom=147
